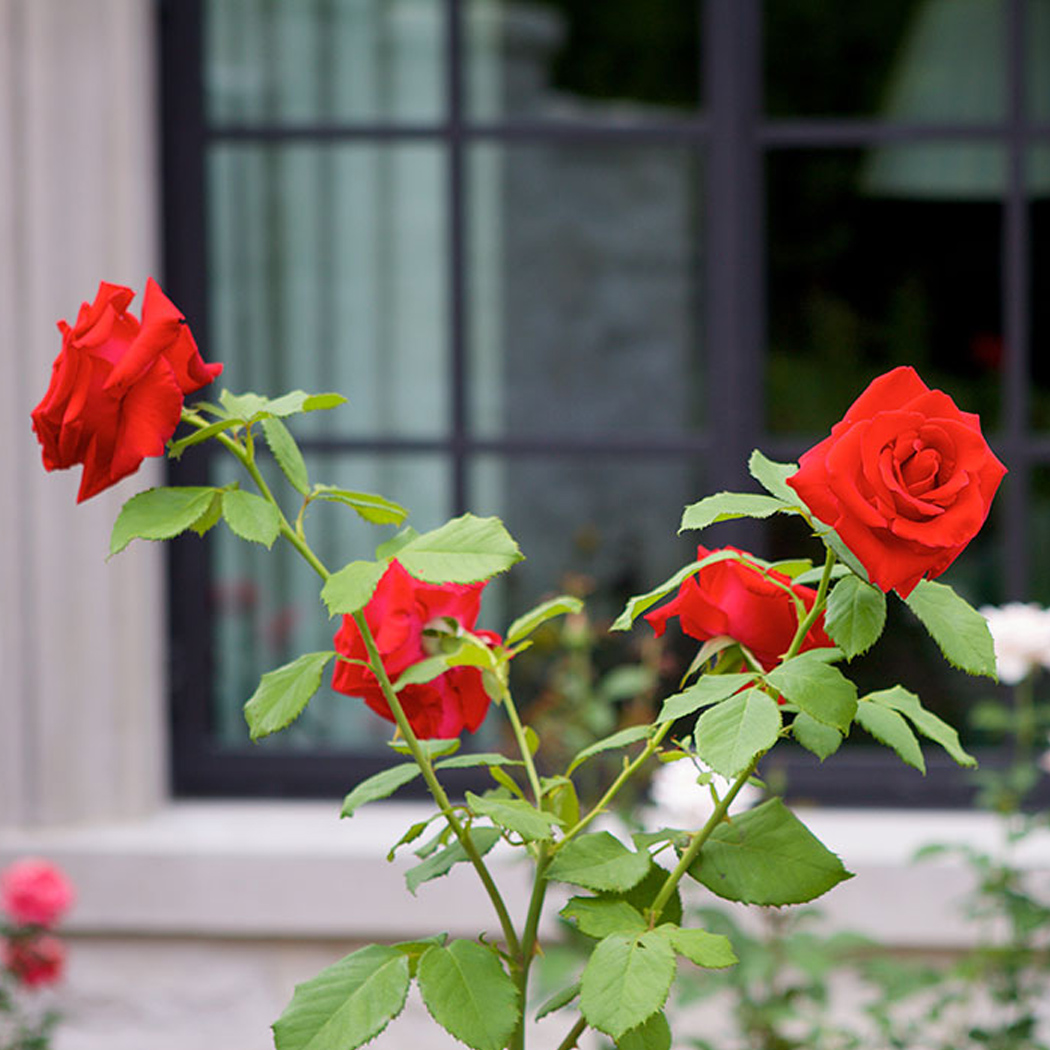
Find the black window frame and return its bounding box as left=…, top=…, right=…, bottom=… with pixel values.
left=159, top=0, right=1049, bottom=805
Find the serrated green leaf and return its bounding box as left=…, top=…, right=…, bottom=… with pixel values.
left=262, top=417, right=310, bottom=495
left=341, top=763, right=422, bottom=818
left=387, top=737, right=460, bottom=759
left=302, top=392, right=348, bottom=412
left=855, top=701, right=926, bottom=773
left=615, top=1011, right=672, bottom=1050
left=466, top=791, right=563, bottom=842
left=506, top=595, right=584, bottom=646
left=404, top=827, right=502, bottom=895
left=579, top=931, right=676, bottom=1040
left=657, top=673, right=757, bottom=723
left=867, top=686, right=975, bottom=768
left=222, top=488, right=282, bottom=548
left=611, top=550, right=741, bottom=632
left=535, top=981, right=580, bottom=1021
left=561, top=897, right=647, bottom=939
left=547, top=832, right=651, bottom=893
left=904, top=579, right=998, bottom=678
left=824, top=575, right=887, bottom=659
left=167, top=418, right=241, bottom=459
left=434, top=753, right=523, bottom=770
left=272, top=944, right=409, bottom=1050
left=567, top=725, right=652, bottom=775
left=321, top=560, right=386, bottom=617
left=619, top=861, right=684, bottom=928
left=417, top=941, right=519, bottom=1050
left=686, top=798, right=853, bottom=905
left=386, top=820, right=432, bottom=862
left=694, top=689, right=782, bottom=778
left=395, top=514, right=523, bottom=583
left=749, top=450, right=800, bottom=504
left=189, top=491, right=224, bottom=536
left=665, top=926, right=738, bottom=969
left=311, top=486, right=408, bottom=526
left=219, top=389, right=270, bottom=419
left=791, top=712, right=844, bottom=761
left=393, top=654, right=455, bottom=690
left=375, top=527, right=419, bottom=561
left=243, top=652, right=335, bottom=741
left=679, top=492, right=790, bottom=534
left=765, top=652, right=857, bottom=733
left=110, top=486, right=220, bottom=555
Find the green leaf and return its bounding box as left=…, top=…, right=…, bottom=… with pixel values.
left=167, top=418, right=240, bottom=459
left=611, top=550, right=741, bottom=632
left=560, top=897, right=647, bottom=939
left=867, top=686, right=976, bottom=768
left=824, top=575, right=887, bottom=659
left=404, top=827, right=502, bottom=895
left=686, top=798, right=853, bottom=905
left=658, top=673, right=758, bottom=724
left=272, top=944, right=410, bottom=1050
left=341, top=764, right=422, bottom=818
left=375, top=527, right=419, bottom=561
left=465, top=791, right=563, bottom=842
left=222, top=488, right=281, bottom=548
left=395, top=514, right=523, bottom=584
left=791, top=712, right=844, bottom=761
left=321, top=560, right=387, bottom=617
left=693, top=689, right=782, bottom=778
left=416, top=941, right=519, bottom=1050
left=679, top=492, right=790, bottom=533
left=579, top=931, right=676, bottom=1040
left=310, top=486, right=408, bottom=526
left=619, top=861, right=684, bottom=928
left=189, top=491, right=224, bottom=536
left=243, top=652, right=335, bottom=741
left=219, top=390, right=270, bottom=420
left=505, top=595, right=585, bottom=646
left=854, top=700, right=926, bottom=773
left=616, top=1011, right=672, bottom=1050
left=748, top=450, right=800, bottom=504
left=434, top=753, right=524, bottom=770
left=262, top=417, right=310, bottom=496
left=388, top=737, right=460, bottom=760
left=535, top=982, right=580, bottom=1021
left=665, top=926, right=738, bottom=969
left=765, top=652, right=857, bottom=733
left=904, top=578, right=998, bottom=678
left=110, top=486, right=220, bottom=555
left=546, top=832, right=651, bottom=893
left=566, top=725, right=653, bottom=775
left=301, top=392, right=348, bottom=413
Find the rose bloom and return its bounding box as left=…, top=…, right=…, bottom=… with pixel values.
left=2, top=935, right=66, bottom=988
left=645, top=545, right=833, bottom=671
left=787, top=366, right=1006, bottom=597
left=31, top=278, right=222, bottom=502
left=1, top=859, right=75, bottom=929
left=978, top=603, right=1050, bottom=685
left=332, top=560, right=502, bottom=739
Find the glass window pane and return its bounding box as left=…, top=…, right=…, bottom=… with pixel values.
left=209, top=452, right=452, bottom=752
left=207, top=143, right=449, bottom=439
left=764, top=0, right=1007, bottom=122
left=1031, top=147, right=1050, bottom=428
left=1028, top=0, right=1050, bottom=120
left=467, top=143, right=705, bottom=438
left=467, top=0, right=701, bottom=122
left=204, top=0, right=445, bottom=124
left=765, top=147, right=1004, bottom=434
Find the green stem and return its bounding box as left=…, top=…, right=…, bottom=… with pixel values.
left=502, top=684, right=544, bottom=806
left=647, top=754, right=763, bottom=925
left=783, top=546, right=836, bottom=662
left=554, top=1016, right=588, bottom=1050
left=557, top=721, right=673, bottom=850
left=510, top=849, right=552, bottom=1050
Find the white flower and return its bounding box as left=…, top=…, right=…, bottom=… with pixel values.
left=978, top=603, right=1050, bottom=684
left=648, top=757, right=761, bottom=830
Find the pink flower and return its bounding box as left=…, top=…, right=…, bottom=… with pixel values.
left=1, top=859, right=75, bottom=928
left=2, top=935, right=66, bottom=988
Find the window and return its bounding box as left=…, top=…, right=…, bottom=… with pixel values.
left=160, top=0, right=1050, bottom=804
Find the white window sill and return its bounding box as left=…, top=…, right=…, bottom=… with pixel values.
left=2, top=802, right=1048, bottom=948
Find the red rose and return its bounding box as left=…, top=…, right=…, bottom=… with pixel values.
left=332, top=560, right=501, bottom=739
left=2, top=935, right=66, bottom=988
left=1, top=859, right=75, bottom=929
left=31, top=278, right=222, bottom=502
left=786, top=367, right=1006, bottom=597
left=645, top=546, right=833, bottom=671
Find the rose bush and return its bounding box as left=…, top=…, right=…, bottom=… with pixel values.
left=786, top=366, right=1006, bottom=597
left=31, top=278, right=222, bottom=501
left=2, top=935, right=66, bottom=989
left=0, top=859, right=74, bottom=929
left=645, top=545, right=833, bottom=670
left=331, top=559, right=502, bottom=739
